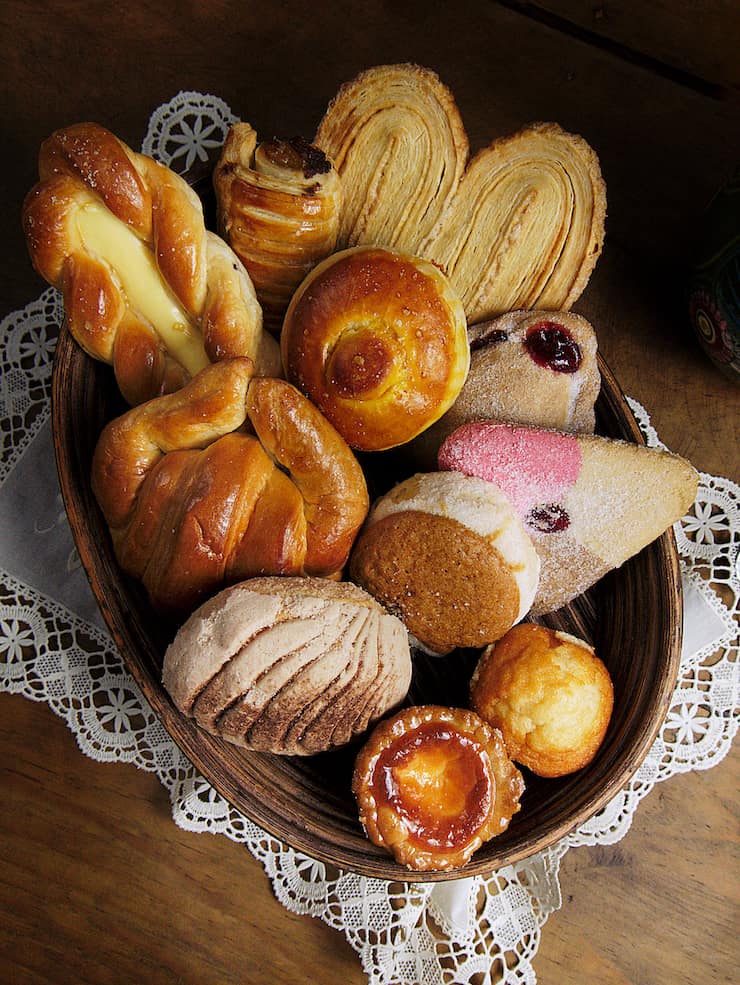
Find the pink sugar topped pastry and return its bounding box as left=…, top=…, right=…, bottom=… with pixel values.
left=439, top=421, right=699, bottom=614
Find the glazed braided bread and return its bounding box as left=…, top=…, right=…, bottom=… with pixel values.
left=91, top=358, right=369, bottom=614
left=23, top=123, right=281, bottom=405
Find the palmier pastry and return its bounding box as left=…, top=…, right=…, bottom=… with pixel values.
left=349, top=471, right=540, bottom=654
left=422, top=122, right=606, bottom=322
left=91, top=358, right=369, bottom=613
left=213, top=123, right=342, bottom=335
left=281, top=246, right=470, bottom=451
left=438, top=421, right=698, bottom=614
left=352, top=705, right=524, bottom=871
left=163, top=577, right=411, bottom=755
left=22, top=122, right=281, bottom=405
left=315, top=63, right=468, bottom=254
left=470, top=624, right=614, bottom=777
left=412, top=309, right=600, bottom=467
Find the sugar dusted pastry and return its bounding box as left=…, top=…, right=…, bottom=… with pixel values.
left=315, top=63, right=468, bottom=254
left=91, top=358, right=369, bottom=614
left=281, top=246, right=470, bottom=451
left=413, top=309, right=600, bottom=467
left=163, top=576, right=411, bottom=756
left=352, top=705, right=524, bottom=871
left=22, top=122, right=281, bottom=405
left=349, top=471, right=540, bottom=654
left=438, top=421, right=699, bottom=614
left=422, top=122, right=607, bottom=322
left=214, top=123, right=342, bottom=335
left=470, top=624, right=614, bottom=777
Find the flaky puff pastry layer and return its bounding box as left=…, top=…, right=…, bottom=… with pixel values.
left=214, top=124, right=342, bottom=335
left=353, top=705, right=524, bottom=871
left=22, top=123, right=280, bottom=405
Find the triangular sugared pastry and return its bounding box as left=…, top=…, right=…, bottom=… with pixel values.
left=438, top=422, right=698, bottom=614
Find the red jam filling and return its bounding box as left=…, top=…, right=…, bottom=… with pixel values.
left=470, top=328, right=508, bottom=352
left=370, top=722, right=493, bottom=850
left=527, top=502, right=571, bottom=533
left=524, top=322, right=582, bottom=373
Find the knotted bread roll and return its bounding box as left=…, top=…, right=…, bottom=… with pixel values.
left=22, top=122, right=281, bottom=405
left=91, top=358, right=369, bottom=613
left=314, top=63, right=468, bottom=254
left=214, top=123, right=342, bottom=335
left=163, top=576, right=412, bottom=755
left=281, top=246, right=470, bottom=451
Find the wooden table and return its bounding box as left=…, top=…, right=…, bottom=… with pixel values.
left=2, top=2, right=738, bottom=982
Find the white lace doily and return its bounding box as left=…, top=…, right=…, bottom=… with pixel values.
left=2, top=94, right=738, bottom=985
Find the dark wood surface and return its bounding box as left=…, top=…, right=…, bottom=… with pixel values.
left=2, top=2, right=738, bottom=983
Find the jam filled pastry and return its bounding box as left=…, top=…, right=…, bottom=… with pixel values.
left=438, top=421, right=699, bottom=614
left=281, top=246, right=470, bottom=451
left=163, top=577, right=411, bottom=756
left=22, top=123, right=281, bottom=406
left=422, top=122, right=607, bottom=323
left=213, top=123, right=342, bottom=335
left=91, top=358, right=369, bottom=614
left=349, top=471, right=540, bottom=654
left=412, top=309, right=601, bottom=467
left=314, top=63, right=468, bottom=255
left=352, top=705, right=524, bottom=871
left=470, top=624, right=614, bottom=777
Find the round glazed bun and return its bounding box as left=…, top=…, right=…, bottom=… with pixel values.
left=162, top=576, right=412, bottom=755
left=470, top=623, right=614, bottom=777
left=281, top=246, right=470, bottom=451
left=349, top=472, right=540, bottom=654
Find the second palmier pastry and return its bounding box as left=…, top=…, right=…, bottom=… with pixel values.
left=22, top=122, right=281, bottom=405
left=281, top=246, right=470, bottom=451
left=412, top=309, right=601, bottom=467
left=349, top=471, right=540, bottom=654
left=352, top=705, right=524, bottom=871
left=439, top=421, right=699, bottom=614
left=214, top=123, right=342, bottom=335
left=91, top=358, right=369, bottom=614
left=470, top=624, right=614, bottom=777
left=163, top=576, right=412, bottom=756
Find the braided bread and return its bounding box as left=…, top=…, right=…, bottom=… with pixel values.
left=214, top=123, right=342, bottom=335
left=22, top=122, right=281, bottom=405
left=91, top=358, right=369, bottom=613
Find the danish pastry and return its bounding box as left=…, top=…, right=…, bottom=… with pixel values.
left=349, top=471, right=540, bottom=654
left=281, top=246, right=470, bottom=451
left=214, top=123, right=342, bottom=335
left=438, top=421, right=699, bottom=614
left=91, top=358, right=369, bottom=613
left=352, top=704, right=524, bottom=871
left=315, top=63, right=468, bottom=254
left=163, top=576, right=411, bottom=755
left=22, top=122, right=281, bottom=405
left=470, top=624, right=614, bottom=777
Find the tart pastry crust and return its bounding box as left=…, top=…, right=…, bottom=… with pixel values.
left=353, top=705, right=524, bottom=871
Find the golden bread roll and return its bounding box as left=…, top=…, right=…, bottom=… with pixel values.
left=162, top=576, right=411, bottom=755
left=281, top=246, right=470, bottom=451
left=412, top=309, right=600, bottom=468
left=91, top=358, right=369, bottom=614
left=470, top=624, right=614, bottom=777
left=22, top=122, right=281, bottom=405
left=439, top=421, right=699, bottom=614
left=422, top=122, right=607, bottom=322
left=349, top=472, right=540, bottom=654
left=352, top=704, right=524, bottom=870
left=315, top=63, right=468, bottom=254
left=214, top=123, right=342, bottom=335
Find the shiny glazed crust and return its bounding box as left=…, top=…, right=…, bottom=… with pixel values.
left=470, top=624, right=614, bottom=777
left=281, top=246, right=470, bottom=451
left=214, top=123, right=342, bottom=335
left=352, top=705, right=524, bottom=871
left=22, top=122, right=281, bottom=404
left=91, top=358, right=369, bottom=613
